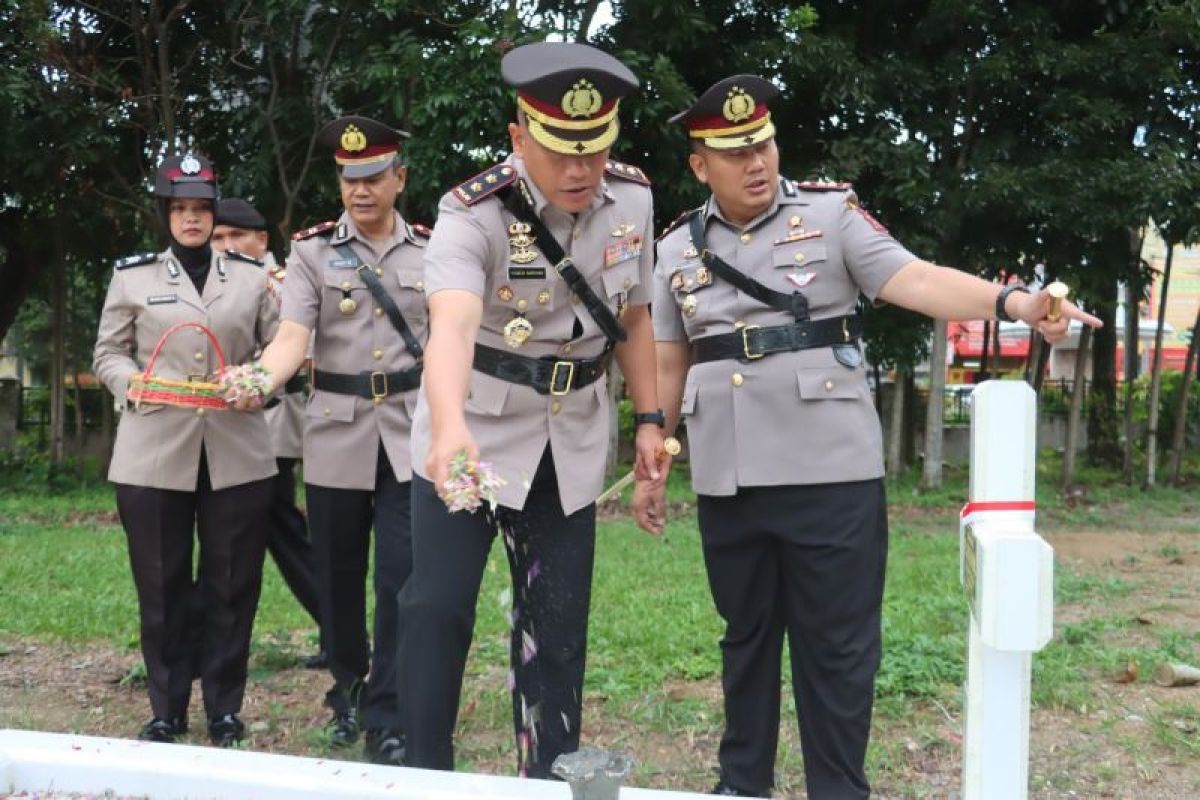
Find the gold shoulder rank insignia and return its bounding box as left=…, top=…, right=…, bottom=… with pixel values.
left=453, top=164, right=517, bottom=206
left=292, top=220, right=337, bottom=241
left=411, top=222, right=432, bottom=238
left=656, top=207, right=701, bottom=242
left=225, top=249, right=265, bottom=267
left=604, top=160, right=651, bottom=186
left=113, top=252, right=158, bottom=270
left=796, top=180, right=854, bottom=192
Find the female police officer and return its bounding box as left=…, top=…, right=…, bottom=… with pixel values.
left=93, top=153, right=279, bottom=747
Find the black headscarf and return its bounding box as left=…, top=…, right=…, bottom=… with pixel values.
left=159, top=197, right=214, bottom=293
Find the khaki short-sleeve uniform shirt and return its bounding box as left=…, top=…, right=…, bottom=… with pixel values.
left=93, top=249, right=280, bottom=491
left=411, top=155, right=653, bottom=514
left=652, top=180, right=917, bottom=495
left=282, top=211, right=428, bottom=489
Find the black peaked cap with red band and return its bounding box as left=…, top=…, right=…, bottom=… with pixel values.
left=670, top=75, right=779, bottom=150
left=317, top=115, right=410, bottom=179
left=154, top=153, right=218, bottom=199
left=502, top=42, right=638, bottom=156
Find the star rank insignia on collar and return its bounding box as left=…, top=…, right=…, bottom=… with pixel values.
left=453, top=164, right=517, bottom=206
left=292, top=220, right=337, bottom=241
left=113, top=252, right=158, bottom=270
left=604, top=160, right=651, bottom=185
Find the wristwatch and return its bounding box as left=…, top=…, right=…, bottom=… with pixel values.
left=634, top=408, right=666, bottom=428
left=995, top=283, right=1031, bottom=323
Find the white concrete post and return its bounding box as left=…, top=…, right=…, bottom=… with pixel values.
left=959, top=381, right=1054, bottom=800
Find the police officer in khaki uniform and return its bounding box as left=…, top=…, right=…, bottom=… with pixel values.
left=212, top=198, right=325, bottom=667
left=636, top=77, right=1101, bottom=798
left=246, top=118, right=425, bottom=765
left=93, top=154, right=279, bottom=747
left=399, top=42, right=667, bottom=778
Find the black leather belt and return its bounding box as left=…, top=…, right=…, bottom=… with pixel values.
left=692, top=315, right=863, bottom=364
left=312, top=367, right=422, bottom=400
left=473, top=344, right=609, bottom=396
left=283, top=375, right=308, bottom=395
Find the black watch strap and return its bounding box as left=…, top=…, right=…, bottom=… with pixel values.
left=634, top=409, right=665, bottom=427
left=995, top=284, right=1030, bottom=323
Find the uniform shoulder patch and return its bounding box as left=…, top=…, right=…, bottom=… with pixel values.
left=656, top=207, right=701, bottom=242
left=796, top=180, right=853, bottom=192
left=291, top=220, right=337, bottom=241
left=452, top=163, right=517, bottom=206
left=113, top=252, right=157, bottom=270
left=225, top=249, right=264, bottom=267
left=605, top=160, right=651, bottom=186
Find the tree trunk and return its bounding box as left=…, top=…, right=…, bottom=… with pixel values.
left=887, top=371, right=906, bottom=476
left=1087, top=281, right=1121, bottom=468
left=1144, top=242, right=1174, bottom=488
left=49, top=221, right=66, bottom=471
left=1063, top=325, right=1092, bottom=488
left=1167, top=303, right=1199, bottom=484
left=922, top=319, right=948, bottom=488
left=1121, top=276, right=1141, bottom=481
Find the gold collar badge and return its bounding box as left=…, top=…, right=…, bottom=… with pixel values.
left=340, top=124, right=367, bottom=153
left=723, top=86, right=756, bottom=123
left=562, top=78, right=603, bottom=119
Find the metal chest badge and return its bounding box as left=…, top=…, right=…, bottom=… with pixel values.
left=503, top=314, right=534, bottom=348
left=682, top=294, right=698, bottom=318
left=508, top=221, right=538, bottom=264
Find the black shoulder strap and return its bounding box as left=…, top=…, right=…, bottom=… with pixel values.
left=501, top=180, right=627, bottom=344
left=688, top=212, right=810, bottom=321
left=333, top=243, right=424, bottom=360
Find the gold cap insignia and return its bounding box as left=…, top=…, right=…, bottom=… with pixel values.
left=561, top=78, right=604, bottom=119
left=340, top=124, right=367, bottom=153
left=722, top=86, right=756, bottom=123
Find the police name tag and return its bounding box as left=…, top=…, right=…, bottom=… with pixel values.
left=146, top=294, right=177, bottom=305
left=603, top=234, right=642, bottom=268
left=327, top=257, right=358, bottom=269
left=508, top=266, right=546, bottom=280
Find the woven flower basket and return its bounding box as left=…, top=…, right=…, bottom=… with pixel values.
left=126, top=322, right=228, bottom=410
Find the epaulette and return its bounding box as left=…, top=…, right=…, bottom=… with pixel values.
left=292, top=220, right=337, bottom=241
left=796, top=180, right=853, bottom=192
left=225, top=249, right=264, bottom=267
left=605, top=159, right=651, bottom=186
left=410, top=222, right=432, bottom=238
left=656, top=207, right=700, bottom=242
left=113, top=252, right=157, bottom=270
left=453, top=163, right=517, bottom=206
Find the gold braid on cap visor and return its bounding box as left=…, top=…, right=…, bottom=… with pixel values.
left=690, top=116, right=777, bottom=151
left=525, top=116, right=620, bottom=155
left=334, top=151, right=396, bottom=166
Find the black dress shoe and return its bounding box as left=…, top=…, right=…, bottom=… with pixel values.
left=138, top=716, right=187, bottom=743
left=208, top=713, right=246, bottom=747
left=302, top=650, right=329, bottom=670
left=364, top=728, right=405, bottom=766
left=711, top=780, right=769, bottom=797
left=329, top=708, right=360, bottom=747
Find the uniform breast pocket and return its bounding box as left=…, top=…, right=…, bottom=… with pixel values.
left=394, top=269, right=428, bottom=323
left=773, top=242, right=828, bottom=272
left=796, top=369, right=863, bottom=401
left=600, top=261, right=640, bottom=300
left=323, top=268, right=365, bottom=295
left=679, top=382, right=699, bottom=416
left=307, top=391, right=356, bottom=423
left=465, top=372, right=511, bottom=416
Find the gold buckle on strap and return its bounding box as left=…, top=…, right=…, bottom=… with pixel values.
left=549, top=361, right=576, bottom=396
left=369, top=371, right=389, bottom=402
left=741, top=325, right=764, bottom=360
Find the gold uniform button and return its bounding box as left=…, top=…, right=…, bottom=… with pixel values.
left=795, top=253, right=806, bottom=263
left=623, top=278, right=632, bottom=289
left=516, top=298, right=529, bottom=311
left=825, top=380, right=834, bottom=392
left=373, top=396, right=383, bottom=405
left=341, top=280, right=352, bottom=290
left=561, top=343, right=573, bottom=355
left=195, top=407, right=206, bottom=417
left=193, top=351, right=204, bottom=361
left=550, top=400, right=562, bottom=415
left=374, top=307, right=384, bottom=318
left=733, top=320, right=746, bottom=330
left=732, top=372, right=744, bottom=387
left=739, top=232, right=751, bottom=244
left=373, top=349, right=384, bottom=360
left=323, top=407, right=331, bottom=417
left=415, top=280, right=424, bottom=290
left=374, top=268, right=384, bottom=278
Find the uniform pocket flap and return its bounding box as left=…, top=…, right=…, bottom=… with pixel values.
left=679, top=381, right=699, bottom=415
left=797, top=370, right=860, bottom=400
left=466, top=371, right=511, bottom=416
left=600, top=261, right=641, bottom=297
left=667, top=263, right=713, bottom=293
left=395, top=269, right=425, bottom=291
left=323, top=269, right=364, bottom=291
left=306, top=390, right=356, bottom=422
left=773, top=243, right=828, bottom=269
